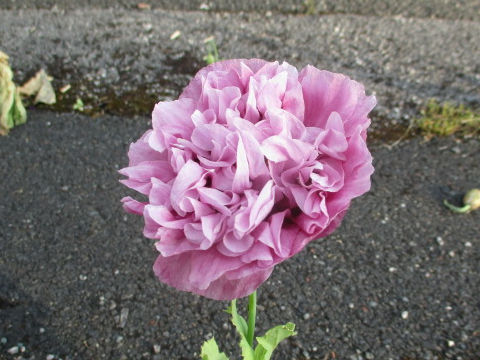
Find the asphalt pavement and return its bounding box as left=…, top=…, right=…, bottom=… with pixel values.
left=0, top=1, right=479, bottom=360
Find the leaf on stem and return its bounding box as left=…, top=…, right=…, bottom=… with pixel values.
left=254, top=322, right=296, bottom=360
left=226, top=300, right=255, bottom=359
left=200, top=338, right=229, bottom=360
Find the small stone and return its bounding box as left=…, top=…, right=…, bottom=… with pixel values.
left=449, top=251, right=455, bottom=257
left=153, top=344, right=161, bottom=354
left=7, top=346, right=19, bottom=354
left=366, top=352, right=374, bottom=360
left=39, top=327, right=45, bottom=334
left=169, top=30, right=181, bottom=40
left=1, top=337, right=7, bottom=344
left=465, top=242, right=472, bottom=247
left=116, top=335, right=124, bottom=343
left=436, top=237, right=444, bottom=246
left=348, top=303, right=355, bottom=309
left=143, top=23, right=152, bottom=32
left=303, top=313, right=311, bottom=320
left=199, top=3, right=209, bottom=10
left=389, top=267, right=397, bottom=273
left=448, top=340, right=455, bottom=347
left=137, top=2, right=151, bottom=10
left=46, top=355, right=55, bottom=360
left=119, top=308, right=129, bottom=328
left=401, top=311, right=409, bottom=319
left=79, top=274, right=87, bottom=281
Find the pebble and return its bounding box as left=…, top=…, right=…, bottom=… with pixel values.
left=465, top=241, right=472, bottom=247
left=303, top=313, right=311, bottom=320
left=436, top=237, right=444, bottom=246
left=153, top=344, right=161, bottom=354
left=1, top=337, right=7, bottom=344
left=79, top=274, right=87, bottom=281
left=46, top=355, right=55, bottom=360
left=39, top=327, right=45, bottom=334
left=119, top=308, right=129, bottom=328
left=7, top=346, right=19, bottom=354
left=451, top=146, right=461, bottom=154
left=448, top=340, right=455, bottom=347
left=401, top=311, right=409, bottom=319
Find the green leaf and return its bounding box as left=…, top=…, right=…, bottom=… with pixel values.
left=226, top=300, right=255, bottom=360
left=73, top=98, right=84, bottom=112
left=12, top=89, right=27, bottom=126
left=0, top=60, right=26, bottom=135
left=203, top=38, right=220, bottom=65
left=254, top=322, right=296, bottom=360
left=200, top=338, right=229, bottom=360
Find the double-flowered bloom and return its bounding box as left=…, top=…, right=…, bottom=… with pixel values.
left=120, top=59, right=376, bottom=300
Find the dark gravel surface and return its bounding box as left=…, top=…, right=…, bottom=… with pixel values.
left=1, top=1, right=480, bottom=359
left=1, top=0, right=480, bottom=21
left=1, top=7, right=479, bottom=138
left=0, top=111, right=479, bottom=359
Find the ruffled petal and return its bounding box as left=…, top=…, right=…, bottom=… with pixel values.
left=121, top=59, right=375, bottom=300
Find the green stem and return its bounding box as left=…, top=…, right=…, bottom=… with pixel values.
left=443, top=199, right=471, bottom=213
left=247, top=290, right=257, bottom=347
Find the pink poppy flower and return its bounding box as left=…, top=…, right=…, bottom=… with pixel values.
left=120, top=59, right=376, bottom=300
